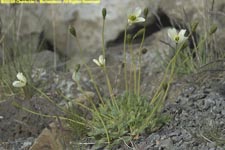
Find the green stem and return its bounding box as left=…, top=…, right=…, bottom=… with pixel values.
left=103, top=66, right=119, bottom=110
left=30, top=84, right=87, bottom=122
left=150, top=43, right=184, bottom=105
left=123, top=25, right=128, bottom=91
left=12, top=102, right=86, bottom=126
left=102, top=18, right=106, bottom=58
left=74, top=66, right=111, bottom=143
left=74, top=31, right=84, bottom=65
left=137, top=26, right=146, bottom=97
left=128, top=42, right=134, bottom=94
left=85, top=64, right=104, bottom=105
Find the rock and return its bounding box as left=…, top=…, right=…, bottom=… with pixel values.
left=2, top=50, right=60, bottom=74
left=30, top=122, right=63, bottom=150
left=33, top=50, right=60, bottom=69
left=0, top=1, right=167, bottom=63
left=159, top=0, right=225, bottom=58
left=159, top=138, right=174, bottom=149
left=103, top=28, right=170, bottom=96
left=15, top=1, right=155, bottom=60
left=0, top=5, right=42, bottom=61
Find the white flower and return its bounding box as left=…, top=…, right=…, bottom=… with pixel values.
left=128, top=7, right=145, bottom=25
left=12, top=72, right=27, bottom=88
left=93, top=55, right=105, bottom=67
left=168, top=28, right=188, bottom=44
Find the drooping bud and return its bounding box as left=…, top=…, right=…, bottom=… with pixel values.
left=69, top=25, right=77, bottom=37
left=209, top=24, right=217, bottom=35
left=75, top=64, right=81, bottom=72
left=72, top=64, right=81, bottom=82
left=102, top=8, right=107, bottom=20
left=191, top=21, right=199, bottom=32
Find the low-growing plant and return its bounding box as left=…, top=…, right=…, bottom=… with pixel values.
left=9, top=6, right=192, bottom=150
left=67, top=7, right=189, bottom=148
left=88, top=92, right=170, bottom=149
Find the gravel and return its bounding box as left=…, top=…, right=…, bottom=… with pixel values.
left=2, top=82, right=225, bottom=150
left=116, top=84, right=225, bottom=150
left=0, top=137, right=34, bottom=150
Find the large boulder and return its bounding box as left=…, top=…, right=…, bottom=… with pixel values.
left=0, top=5, right=43, bottom=56
left=0, top=1, right=157, bottom=61
left=41, top=1, right=157, bottom=59
left=1, top=0, right=224, bottom=67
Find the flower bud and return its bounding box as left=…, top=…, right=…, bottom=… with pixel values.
left=102, top=8, right=107, bottom=20
left=75, top=64, right=81, bottom=72
left=209, top=24, right=217, bottom=35
left=69, top=25, right=76, bottom=37
left=191, top=21, right=199, bottom=32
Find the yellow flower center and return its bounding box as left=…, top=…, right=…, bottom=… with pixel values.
left=174, top=35, right=180, bottom=42
left=129, top=15, right=137, bottom=21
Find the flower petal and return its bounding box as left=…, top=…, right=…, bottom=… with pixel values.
left=12, top=81, right=25, bottom=88
left=168, top=28, right=177, bottom=40
left=178, top=29, right=187, bottom=37
left=99, top=55, right=105, bottom=65
left=134, top=17, right=145, bottom=23
left=93, top=59, right=101, bottom=67
left=133, top=7, right=142, bottom=17
left=128, top=19, right=133, bottom=25
left=179, top=36, right=188, bottom=43
left=17, top=72, right=27, bottom=83
left=178, top=29, right=188, bottom=43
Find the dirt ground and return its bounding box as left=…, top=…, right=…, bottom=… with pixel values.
left=0, top=95, right=63, bottom=142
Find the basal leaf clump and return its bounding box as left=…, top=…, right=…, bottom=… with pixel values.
left=88, top=93, right=170, bottom=148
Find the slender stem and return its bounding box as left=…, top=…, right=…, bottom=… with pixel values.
left=85, top=64, right=104, bottom=105
left=60, top=92, right=93, bottom=112
left=51, top=7, right=57, bottom=71
left=103, top=66, right=119, bottom=110
left=73, top=66, right=111, bottom=143
left=71, top=27, right=110, bottom=143
left=150, top=43, right=184, bottom=105
left=123, top=25, right=128, bottom=91
left=30, top=84, right=87, bottom=121
left=128, top=42, right=133, bottom=94
left=75, top=36, right=84, bottom=63
left=12, top=102, right=86, bottom=126
left=137, top=26, right=146, bottom=97
left=102, top=18, right=106, bottom=58
left=2, top=43, right=4, bottom=65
